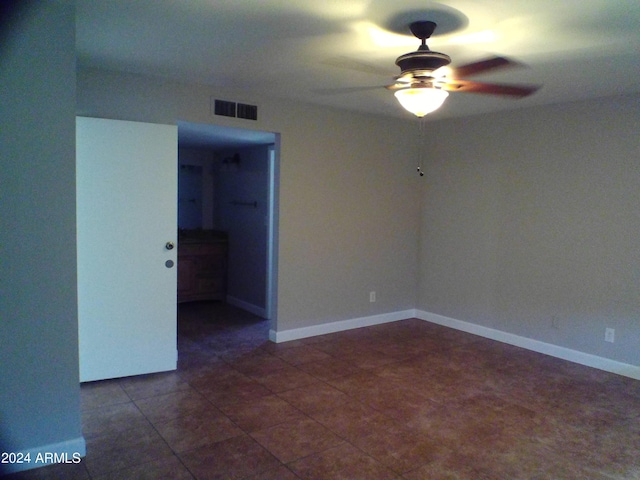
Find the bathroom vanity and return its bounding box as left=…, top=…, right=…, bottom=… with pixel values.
left=177, top=230, right=228, bottom=303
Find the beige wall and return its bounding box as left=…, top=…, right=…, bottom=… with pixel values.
left=77, top=67, right=639, bottom=367
left=419, top=94, right=640, bottom=365
left=77, top=68, right=422, bottom=332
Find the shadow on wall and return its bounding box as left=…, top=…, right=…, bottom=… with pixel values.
left=0, top=1, right=27, bottom=48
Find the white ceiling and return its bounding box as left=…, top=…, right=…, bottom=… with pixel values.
left=76, top=0, right=640, bottom=124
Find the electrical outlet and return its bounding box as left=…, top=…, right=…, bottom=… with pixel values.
left=605, top=327, right=615, bottom=343
left=369, top=291, right=376, bottom=303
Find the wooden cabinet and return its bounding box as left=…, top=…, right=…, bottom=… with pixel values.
left=178, top=238, right=228, bottom=303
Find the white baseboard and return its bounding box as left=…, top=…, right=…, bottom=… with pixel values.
left=226, top=295, right=266, bottom=318
left=0, top=437, right=86, bottom=474
left=269, top=309, right=415, bottom=343
left=267, top=308, right=640, bottom=380
left=416, top=310, right=640, bottom=381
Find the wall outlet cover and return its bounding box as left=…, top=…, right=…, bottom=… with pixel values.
left=605, top=328, right=615, bottom=343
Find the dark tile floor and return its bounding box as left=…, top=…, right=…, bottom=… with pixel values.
left=7, top=302, right=640, bottom=479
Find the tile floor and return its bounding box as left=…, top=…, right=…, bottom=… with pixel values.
left=6, top=302, right=640, bottom=479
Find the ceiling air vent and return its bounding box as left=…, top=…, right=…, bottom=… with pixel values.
left=212, top=98, right=258, bottom=121
left=237, top=103, right=258, bottom=121
left=214, top=99, right=236, bottom=118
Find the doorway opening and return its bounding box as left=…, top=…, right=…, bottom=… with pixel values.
left=176, top=121, right=279, bottom=343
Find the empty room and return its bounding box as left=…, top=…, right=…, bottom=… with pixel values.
left=2, top=1, right=639, bottom=478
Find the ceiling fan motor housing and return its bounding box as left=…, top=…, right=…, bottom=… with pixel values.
left=395, top=50, right=451, bottom=76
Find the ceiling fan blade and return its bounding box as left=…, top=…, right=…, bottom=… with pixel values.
left=315, top=85, right=385, bottom=95
left=443, top=80, right=540, bottom=97
left=453, top=56, right=521, bottom=78
left=322, top=56, right=392, bottom=77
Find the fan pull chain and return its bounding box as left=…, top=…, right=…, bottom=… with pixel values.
left=417, top=118, right=426, bottom=177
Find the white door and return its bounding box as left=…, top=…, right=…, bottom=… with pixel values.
left=77, top=117, right=178, bottom=382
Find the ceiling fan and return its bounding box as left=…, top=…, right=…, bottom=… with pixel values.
left=370, top=21, right=540, bottom=117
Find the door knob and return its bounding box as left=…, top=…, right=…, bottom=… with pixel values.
left=165, top=241, right=175, bottom=250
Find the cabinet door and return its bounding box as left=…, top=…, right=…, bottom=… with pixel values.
left=177, top=256, right=197, bottom=298
left=77, top=117, right=177, bottom=382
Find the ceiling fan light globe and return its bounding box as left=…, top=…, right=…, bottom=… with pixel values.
left=394, top=87, right=449, bottom=117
